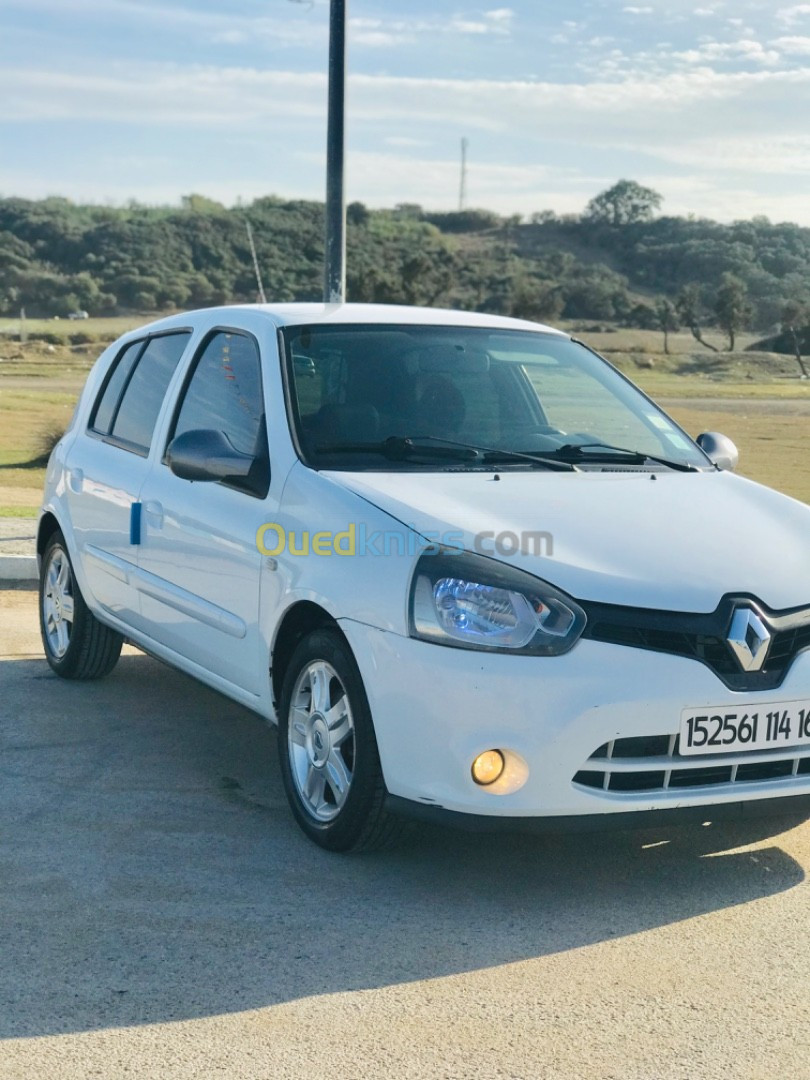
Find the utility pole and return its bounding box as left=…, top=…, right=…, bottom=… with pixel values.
left=459, top=137, right=468, bottom=212
left=324, top=0, right=347, bottom=303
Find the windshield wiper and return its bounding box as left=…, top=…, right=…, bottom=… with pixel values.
left=315, top=435, right=578, bottom=470
left=407, top=435, right=578, bottom=471
left=552, top=441, right=700, bottom=473
left=315, top=436, right=479, bottom=462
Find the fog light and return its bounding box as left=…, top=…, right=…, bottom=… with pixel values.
left=471, top=749, right=505, bottom=786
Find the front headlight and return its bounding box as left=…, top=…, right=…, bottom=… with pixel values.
left=409, top=549, right=586, bottom=655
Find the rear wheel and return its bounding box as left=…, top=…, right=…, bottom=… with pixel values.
left=39, top=531, right=123, bottom=679
left=278, top=628, right=405, bottom=852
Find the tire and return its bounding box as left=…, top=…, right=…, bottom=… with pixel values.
left=277, top=628, right=406, bottom=852
left=39, top=530, right=123, bottom=680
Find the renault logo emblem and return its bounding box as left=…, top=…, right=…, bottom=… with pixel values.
left=727, top=607, right=771, bottom=672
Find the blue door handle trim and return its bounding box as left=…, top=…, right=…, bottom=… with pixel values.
left=130, top=502, right=142, bottom=545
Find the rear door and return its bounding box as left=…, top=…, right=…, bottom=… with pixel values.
left=64, top=331, right=191, bottom=624
left=135, top=328, right=272, bottom=696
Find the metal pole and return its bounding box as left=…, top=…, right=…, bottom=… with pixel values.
left=324, top=0, right=347, bottom=304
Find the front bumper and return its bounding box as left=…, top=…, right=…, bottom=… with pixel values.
left=385, top=792, right=810, bottom=832
left=340, top=620, right=810, bottom=819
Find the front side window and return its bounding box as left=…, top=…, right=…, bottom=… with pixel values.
left=283, top=324, right=708, bottom=472
left=90, top=332, right=190, bottom=454
left=169, top=330, right=269, bottom=495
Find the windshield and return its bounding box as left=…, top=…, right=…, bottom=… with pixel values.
left=282, top=324, right=708, bottom=471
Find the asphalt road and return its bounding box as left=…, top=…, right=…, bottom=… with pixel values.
left=1, top=586, right=809, bottom=1080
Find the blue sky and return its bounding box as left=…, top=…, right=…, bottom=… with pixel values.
left=1, top=0, right=809, bottom=222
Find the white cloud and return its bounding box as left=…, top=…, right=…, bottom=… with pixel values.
left=450, top=21, right=490, bottom=34
left=485, top=8, right=514, bottom=23
left=645, top=134, right=810, bottom=175
left=675, top=40, right=782, bottom=65
left=347, top=12, right=512, bottom=45
left=777, top=4, right=810, bottom=25
left=383, top=136, right=431, bottom=148
left=4, top=60, right=809, bottom=147
left=3, top=29, right=810, bottom=222
left=771, top=35, right=810, bottom=54
left=352, top=30, right=412, bottom=47
left=210, top=30, right=248, bottom=45
left=0, top=0, right=330, bottom=48
left=622, top=6, right=654, bottom=14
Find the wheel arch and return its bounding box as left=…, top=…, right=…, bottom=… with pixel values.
left=270, top=600, right=346, bottom=711
left=37, top=511, right=64, bottom=566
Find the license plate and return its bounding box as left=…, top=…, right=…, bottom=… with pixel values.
left=680, top=700, right=810, bottom=756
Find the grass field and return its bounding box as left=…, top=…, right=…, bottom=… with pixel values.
left=0, top=314, right=151, bottom=346
left=1, top=321, right=809, bottom=516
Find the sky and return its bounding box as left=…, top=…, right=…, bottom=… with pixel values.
left=0, top=0, right=809, bottom=223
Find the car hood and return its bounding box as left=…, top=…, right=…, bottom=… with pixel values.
left=326, top=468, right=810, bottom=612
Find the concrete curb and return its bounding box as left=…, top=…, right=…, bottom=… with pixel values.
left=0, top=555, right=38, bottom=582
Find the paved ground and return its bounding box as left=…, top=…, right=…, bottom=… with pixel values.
left=1, top=587, right=809, bottom=1079
left=0, top=517, right=36, bottom=556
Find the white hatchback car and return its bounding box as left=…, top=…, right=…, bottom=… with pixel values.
left=39, top=304, right=810, bottom=849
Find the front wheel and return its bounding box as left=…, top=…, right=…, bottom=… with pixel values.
left=277, top=628, right=405, bottom=852
left=39, top=531, right=123, bottom=679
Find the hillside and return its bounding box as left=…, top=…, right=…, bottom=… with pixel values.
left=1, top=187, right=809, bottom=351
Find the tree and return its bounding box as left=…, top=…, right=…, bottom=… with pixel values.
left=584, top=179, right=663, bottom=226
left=625, top=303, right=659, bottom=330
left=781, top=299, right=810, bottom=378
left=676, top=284, right=718, bottom=352
left=529, top=210, right=558, bottom=225
left=655, top=298, right=680, bottom=354
left=180, top=194, right=226, bottom=214
left=347, top=201, right=370, bottom=227
left=6, top=192, right=810, bottom=324
left=510, top=274, right=564, bottom=323
left=714, top=273, right=752, bottom=351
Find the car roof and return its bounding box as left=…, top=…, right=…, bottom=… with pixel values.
left=129, top=303, right=568, bottom=338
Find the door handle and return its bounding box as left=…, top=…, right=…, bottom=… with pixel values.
left=143, top=500, right=164, bottom=528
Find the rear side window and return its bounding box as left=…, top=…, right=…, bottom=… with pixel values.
left=90, top=332, right=190, bottom=454
left=91, top=339, right=143, bottom=434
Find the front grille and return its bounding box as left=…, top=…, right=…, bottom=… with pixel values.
left=580, top=594, right=810, bottom=691
left=587, top=625, right=740, bottom=677
left=573, top=734, right=810, bottom=794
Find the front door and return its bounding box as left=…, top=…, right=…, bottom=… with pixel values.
left=136, top=329, right=271, bottom=696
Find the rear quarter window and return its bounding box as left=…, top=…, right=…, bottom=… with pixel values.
left=89, top=332, right=191, bottom=454
left=90, top=339, right=144, bottom=435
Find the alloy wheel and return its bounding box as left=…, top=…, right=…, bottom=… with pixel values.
left=287, top=659, right=356, bottom=821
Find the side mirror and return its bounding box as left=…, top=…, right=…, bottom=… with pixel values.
left=697, top=431, right=739, bottom=472
left=166, top=429, right=256, bottom=484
